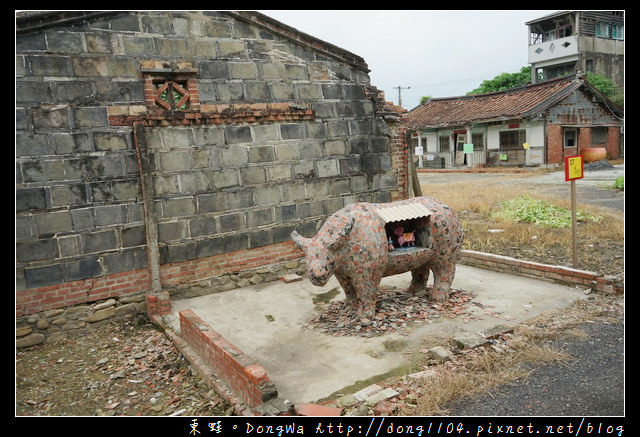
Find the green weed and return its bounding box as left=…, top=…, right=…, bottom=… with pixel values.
left=613, top=176, right=624, bottom=190
left=493, top=195, right=601, bottom=228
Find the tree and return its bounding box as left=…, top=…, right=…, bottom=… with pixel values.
left=467, top=66, right=532, bottom=95
left=585, top=72, right=624, bottom=107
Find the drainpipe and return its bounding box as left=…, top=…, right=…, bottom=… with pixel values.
left=132, top=122, right=162, bottom=294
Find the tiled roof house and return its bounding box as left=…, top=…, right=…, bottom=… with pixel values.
left=404, top=74, right=623, bottom=168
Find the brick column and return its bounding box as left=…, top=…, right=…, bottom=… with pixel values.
left=145, top=292, right=171, bottom=317
left=606, top=126, right=621, bottom=158
left=546, top=124, right=563, bottom=164
left=577, top=127, right=591, bottom=154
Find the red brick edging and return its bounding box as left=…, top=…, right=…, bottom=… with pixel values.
left=459, top=250, right=623, bottom=294
left=149, top=313, right=255, bottom=416
left=178, top=309, right=277, bottom=409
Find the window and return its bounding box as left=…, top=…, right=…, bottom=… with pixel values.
left=558, top=25, right=572, bottom=38
left=439, top=135, right=450, bottom=152
left=596, top=22, right=609, bottom=38
left=596, top=22, right=623, bottom=40
left=499, top=130, right=526, bottom=150
left=154, top=80, right=190, bottom=110
left=611, top=24, right=624, bottom=40
left=141, top=61, right=200, bottom=113
left=472, top=133, right=484, bottom=151
left=591, top=127, right=607, bottom=146
left=563, top=128, right=577, bottom=148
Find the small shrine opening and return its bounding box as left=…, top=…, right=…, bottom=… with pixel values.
left=375, top=203, right=432, bottom=252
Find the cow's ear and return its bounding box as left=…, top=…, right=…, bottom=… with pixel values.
left=291, top=230, right=309, bottom=252
left=329, top=216, right=354, bottom=250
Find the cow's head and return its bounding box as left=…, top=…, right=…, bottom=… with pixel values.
left=291, top=215, right=354, bottom=286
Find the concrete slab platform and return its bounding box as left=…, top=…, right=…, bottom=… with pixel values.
left=163, top=264, right=587, bottom=405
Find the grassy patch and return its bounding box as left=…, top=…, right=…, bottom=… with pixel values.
left=492, top=195, right=601, bottom=228
left=613, top=176, right=624, bottom=190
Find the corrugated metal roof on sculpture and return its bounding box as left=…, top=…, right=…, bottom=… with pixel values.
left=375, top=203, right=432, bottom=223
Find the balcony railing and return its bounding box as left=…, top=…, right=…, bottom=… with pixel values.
left=528, top=35, right=578, bottom=64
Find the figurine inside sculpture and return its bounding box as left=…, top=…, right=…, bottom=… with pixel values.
left=386, top=220, right=420, bottom=250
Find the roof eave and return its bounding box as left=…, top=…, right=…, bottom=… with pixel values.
left=16, top=11, right=121, bottom=35
left=408, top=116, right=525, bottom=131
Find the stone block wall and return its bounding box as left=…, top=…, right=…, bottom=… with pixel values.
left=16, top=11, right=405, bottom=320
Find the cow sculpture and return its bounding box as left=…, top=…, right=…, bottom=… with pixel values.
left=291, top=196, right=464, bottom=321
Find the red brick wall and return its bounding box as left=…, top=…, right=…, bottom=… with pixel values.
left=390, top=123, right=410, bottom=200
left=16, top=269, right=150, bottom=318
left=179, top=309, right=276, bottom=408
left=577, top=127, right=592, bottom=152
left=546, top=124, right=564, bottom=164
left=16, top=242, right=302, bottom=317
left=546, top=124, right=621, bottom=165
left=160, top=241, right=302, bottom=287
left=605, top=127, right=621, bottom=158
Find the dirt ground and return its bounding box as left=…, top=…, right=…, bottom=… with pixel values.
left=15, top=167, right=624, bottom=417
left=15, top=319, right=233, bottom=416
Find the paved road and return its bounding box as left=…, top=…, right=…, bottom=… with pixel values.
left=444, top=319, right=625, bottom=416
left=418, top=164, right=624, bottom=211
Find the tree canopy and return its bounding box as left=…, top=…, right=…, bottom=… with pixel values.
left=466, top=66, right=532, bottom=95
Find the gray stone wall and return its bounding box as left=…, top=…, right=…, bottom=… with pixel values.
left=16, top=11, right=397, bottom=308
left=16, top=293, right=148, bottom=347
left=148, top=118, right=395, bottom=264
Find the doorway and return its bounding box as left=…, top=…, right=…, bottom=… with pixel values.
left=454, top=133, right=466, bottom=166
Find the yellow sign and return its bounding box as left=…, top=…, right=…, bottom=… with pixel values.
left=564, top=155, right=584, bottom=181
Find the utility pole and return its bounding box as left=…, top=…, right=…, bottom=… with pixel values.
left=393, top=86, right=410, bottom=107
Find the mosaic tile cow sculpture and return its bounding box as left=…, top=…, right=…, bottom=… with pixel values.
left=291, top=196, right=464, bottom=321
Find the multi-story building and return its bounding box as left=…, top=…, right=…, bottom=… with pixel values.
left=527, top=11, right=624, bottom=89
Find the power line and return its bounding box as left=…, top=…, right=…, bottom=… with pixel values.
left=410, top=74, right=497, bottom=89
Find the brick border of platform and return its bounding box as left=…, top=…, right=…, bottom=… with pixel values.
left=178, top=309, right=277, bottom=410
left=148, top=313, right=255, bottom=416
left=459, top=250, right=623, bottom=294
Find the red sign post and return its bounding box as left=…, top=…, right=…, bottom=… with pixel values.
left=564, top=155, right=584, bottom=267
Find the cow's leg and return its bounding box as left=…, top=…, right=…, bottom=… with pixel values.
left=335, top=273, right=359, bottom=312
left=335, top=274, right=377, bottom=321
left=429, top=259, right=456, bottom=302
left=407, top=263, right=430, bottom=296
left=355, top=279, right=380, bottom=320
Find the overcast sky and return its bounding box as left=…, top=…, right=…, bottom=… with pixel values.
left=259, top=10, right=557, bottom=110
